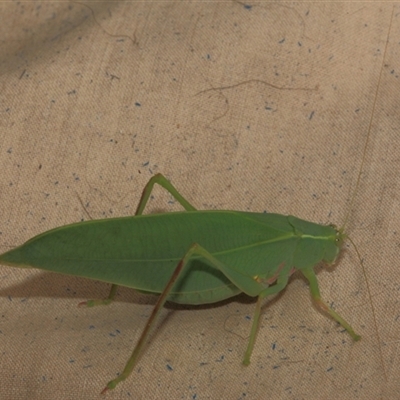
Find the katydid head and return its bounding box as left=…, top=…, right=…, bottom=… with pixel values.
left=324, top=224, right=347, bottom=264
left=323, top=224, right=346, bottom=265
left=334, top=224, right=347, bottom=249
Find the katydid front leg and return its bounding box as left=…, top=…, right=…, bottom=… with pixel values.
left=301, top=267, right=361, bottom=341
left=79, top=174, right=197, bottom=308
left=243, top=265, right=361, bottom=367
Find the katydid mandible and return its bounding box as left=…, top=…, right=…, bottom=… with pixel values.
left=0, top=173, right=362, bottom=393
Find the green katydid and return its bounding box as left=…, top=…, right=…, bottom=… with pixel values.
left=0, top=172, right=365, bottom=393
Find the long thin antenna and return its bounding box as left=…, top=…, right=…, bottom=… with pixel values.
left=344, top=5, right=395, bottom=383
left=343, top=6, right=394, bottom=229
left=347, top=236, right=387, bottom=381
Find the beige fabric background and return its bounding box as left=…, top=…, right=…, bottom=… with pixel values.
left=0, top=1, right=398, bottom=399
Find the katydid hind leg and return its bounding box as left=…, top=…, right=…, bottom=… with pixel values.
left=101, top=242, right=229, bottom=393
left=243, top=271, right=290, bottom=365
left=80, top=174, right=196, bottom=308
left=136, top=173, right=197, bottom=215
left=101, top=244, right=196, bottom=393
left=301, top=267, right=361, bottom=341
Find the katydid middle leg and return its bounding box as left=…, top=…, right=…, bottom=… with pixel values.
left=78, top=283, right=118, bottom=307
left=243, top=269, right=291, bottom=365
